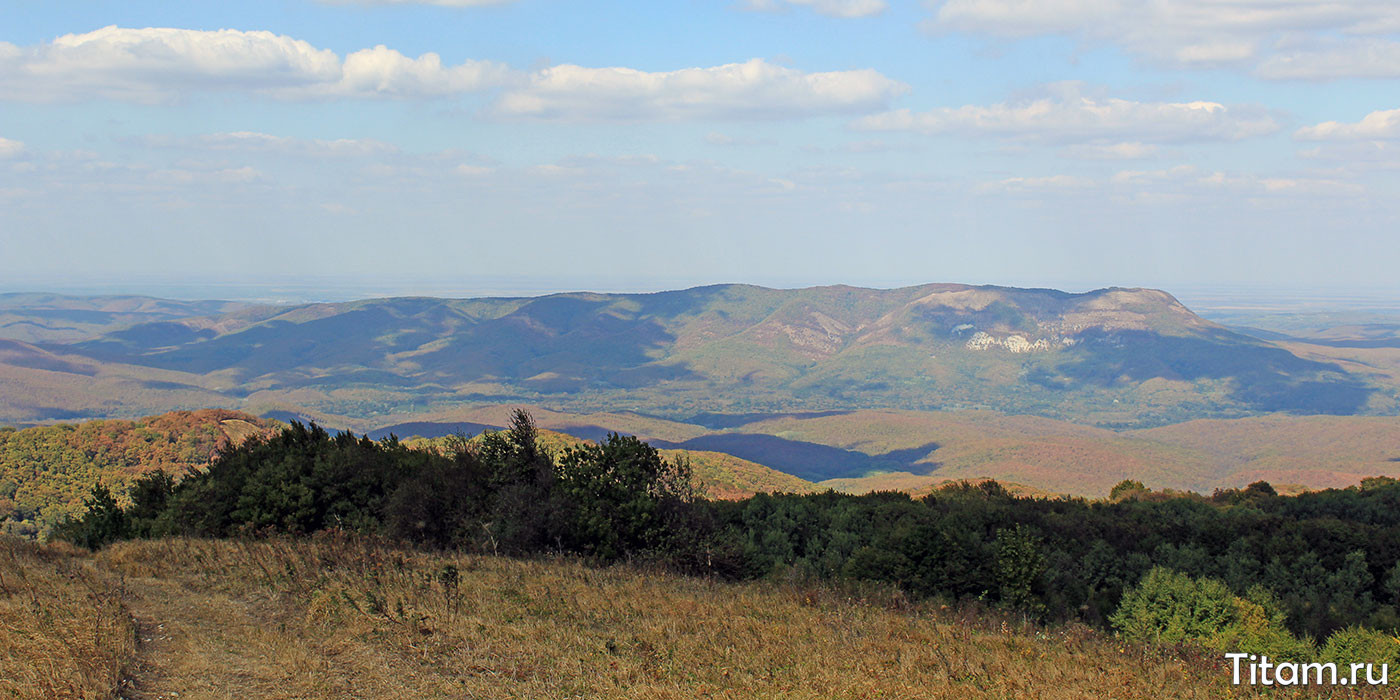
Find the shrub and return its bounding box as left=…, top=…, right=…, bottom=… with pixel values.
left=1320, top=626, right=1400, bottom=667
left=1111, top=567, right=1311, bottom=659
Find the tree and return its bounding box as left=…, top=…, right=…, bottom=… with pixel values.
left=1110, top=479, right=1148, bottom=501
left=126, top=470, right=175, bottom=538
left=476, top=410, right=566, bottom=553
left=556, top=432, right=696, bottom=561
left=56, top=483, right=127, bottom=550
left=995, top=524, right=1046, bottom=614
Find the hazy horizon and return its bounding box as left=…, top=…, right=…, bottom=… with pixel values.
left=4, top=274, right=1400, bottom=314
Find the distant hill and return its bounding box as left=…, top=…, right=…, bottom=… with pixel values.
left=0, top=293, right=253, bottom=344
left=0, top=409, right=280, bottom=537
left=360, top=405, right=1400, bottom=497
left=7, top=405, right=1400, bottom=534
left=713, top=409, right=1400, bottom=496
left=0, top=283, right=1389, bottom=427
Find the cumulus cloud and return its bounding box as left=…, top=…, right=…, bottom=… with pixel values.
left=1299, top=141, right=1400, bottom=169
left=1258, top=38, right=1400, bottom=80
left=1297, top=108, right=1400, bottom=140
left=853, top=85, right=1277, bottom=144
left=314, top=45, right=511, bottom=98
left=195, top=132, right=402, bottom=156
left=977, top=164, right=1363, bottom=200
left=744, top=0, right=889, bottom=18
left=0, top=138, right=25, bottom=159
left=493, top=58, right=906, bottom=121
left=1296, top=109, right=1400, bottom=168
left=980, top=174, right=1094, bottom=193
left=926, top=0, right=1400, bottom=78
left=1059, top=142, right=1159, bottom=160
left=150, top=166, right=263, bottom=185
left=0, top=26, right=511, bottom=102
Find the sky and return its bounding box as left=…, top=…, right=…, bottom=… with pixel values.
left=2, top=0, right=1399, bottom=299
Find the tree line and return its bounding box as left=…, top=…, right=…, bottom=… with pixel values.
left=59, top=410, right=1400, bottom=659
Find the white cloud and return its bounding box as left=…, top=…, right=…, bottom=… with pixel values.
left=976, top=164, right=1363, bottom=200
left=980, top=174, right=1094, bottom=192
left=1194, top=171, right=1363, bottom=197
left=926, top=0, right=1400, bottom=78
left=745, top=0, right=889, bottom=18
left=1297, top=108, right=1400, bottom=141
left=1296, top=110, right=1400, bottom=169
left=1111, top=165, right=1197, bottom=184
left=1059, top=142, right=1159, bottom=160
left=315, top=45, right=511, bottom=98
left=493, top=58, right=907, bottom=121
left=1258, top=38, right=1400, bottom=80
left=853, top=85, right=1277, bottom=144
left=0, top=138, right=25, bottom=159
left=705, top=131, right=780, bottom=147
left=150, top=165, right=262, bottom=185
left=197, top=132, right=401, bottom=156
left=0, top=26, right=510, bottom=102
left=1299, top=141, right=1400, bottom=169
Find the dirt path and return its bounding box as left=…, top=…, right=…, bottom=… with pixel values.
left=100, top=566, right=446, bottom=700
left=113, top=575, right=310, bottom=700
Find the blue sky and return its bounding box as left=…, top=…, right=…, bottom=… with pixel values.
left=2, top=0, right=1399, bottom=298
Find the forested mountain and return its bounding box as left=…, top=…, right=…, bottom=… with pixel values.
left=54, top=413, right=1400, bottom=647
left=1, top=283, right=1389, bottom=427
left=0, top=410, right=816, bottom=536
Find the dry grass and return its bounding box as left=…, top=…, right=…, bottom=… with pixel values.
left=87, top=535, right=1384, bottom=699
left=0, top=537, right=134, bottom=700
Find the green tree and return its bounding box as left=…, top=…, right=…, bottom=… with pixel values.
left=995, top=524, right=1046, bottom=614
left=1110, top=479, right=1148, bottom=501
left=556, top=432, right=696, bottom=562
left=55, top=483, right=128, bottom=550
left=125, top=470, right=175, bottom=538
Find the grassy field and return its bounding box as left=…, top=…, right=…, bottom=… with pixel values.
left=0, top=537, right=133, bottom=699
left=0, top=534, right=1387, bottom=699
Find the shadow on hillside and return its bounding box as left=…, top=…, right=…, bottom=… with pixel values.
left=365, top=421, right=501, bottom=441
left=649, top=434, right=941, bottom=482
left=683, top=411, right=852, bottom=430
left=1032, top=329, right=1375, bottom=414
left=273, top=415, right=941, bottom=483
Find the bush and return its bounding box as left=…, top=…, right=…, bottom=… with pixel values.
left=1320, top=626, right=1400, bottom=667
left=1111, top=567, right=1311, bottom=659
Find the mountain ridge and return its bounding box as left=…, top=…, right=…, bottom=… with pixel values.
left=0, top=282, right=1390, bottom=427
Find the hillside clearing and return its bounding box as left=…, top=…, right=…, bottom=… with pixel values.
left=1, top=537, right=1353, bottom=699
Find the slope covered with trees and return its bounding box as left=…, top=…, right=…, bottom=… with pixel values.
left=61, top=412, right=1400, bottom=652
left=0, top=410, right=279, bottom=537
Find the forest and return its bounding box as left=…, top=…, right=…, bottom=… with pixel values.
left=60, top=410, right=1400, bottom=665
